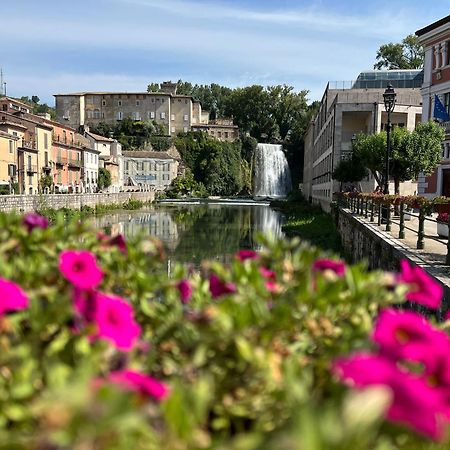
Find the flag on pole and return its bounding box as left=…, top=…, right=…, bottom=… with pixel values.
left=433, top=95, right=450, bottom=122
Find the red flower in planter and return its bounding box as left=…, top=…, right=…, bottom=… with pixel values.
left=23, top=213, right=49, bottom=232
left=59, top=250, right=103, bottom=290
left=176, top=279, right=192, bottom=304
left=236, top=250, right=259, bottom=261
left=209, top=274, right=237, bottom=298
left=312, top=258, right=346, bottom=277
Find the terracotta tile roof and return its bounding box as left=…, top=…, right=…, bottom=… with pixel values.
left=122, top=151, right=174, bottom=160
left=85, top=131, right=115, bottom=142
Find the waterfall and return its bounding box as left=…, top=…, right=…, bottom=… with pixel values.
left=253, top=143, right=292, bottom=198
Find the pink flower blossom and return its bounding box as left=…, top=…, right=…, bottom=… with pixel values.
left=108, top=369, right=169, bottom=401
left=236, top=250, right=259, bottom=261
left=59, top=250, right=103, bottom=290
left=397, top=260, right=443, bottom=309
left=372, top=309, right=450, bottom=376
left=93, top=293, right=141, bottom=351
left=209, top=274, right=237, bottom=298
left=0, top=278, right=29, bottom=315
left=312, top=258, right=346, bottom=277
left=334, top=352, right=449, bottom=440
left=73, top=290, right=141, bottom=351
left=177, top=279, right=192, bottom=304
left=109, top=234, right=127, bottom=253
left=260, top=267, right=276, bottom=281
left=23, top=213, right=49, bottom=232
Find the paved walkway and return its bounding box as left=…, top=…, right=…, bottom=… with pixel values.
left=348, top=209, right=450, bottom=287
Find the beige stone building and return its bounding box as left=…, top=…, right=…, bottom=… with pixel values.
left=0, top=130, right=20, bottom=193
left=123, top=151, right=178, bottom=190
left=303, top=70, right=423, bottom=211
left=191, top=118, right=239, bottom=142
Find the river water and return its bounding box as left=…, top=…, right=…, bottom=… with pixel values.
left=94, top=201, right=285, bottom=266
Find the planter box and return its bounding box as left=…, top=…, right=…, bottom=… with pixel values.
left=435, top=204, right=450, bottom=214
left=437, top=222, right=449, bottom=238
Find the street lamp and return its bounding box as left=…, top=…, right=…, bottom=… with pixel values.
left=383, top=84, right=397, bottom=195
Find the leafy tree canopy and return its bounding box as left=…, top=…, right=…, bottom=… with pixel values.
left=374, top=34, right=424, bottom=70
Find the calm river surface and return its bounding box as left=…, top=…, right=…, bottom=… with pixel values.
left=94, top=202, right=285, bottom=265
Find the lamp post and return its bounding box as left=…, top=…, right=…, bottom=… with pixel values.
left=383, top=84, right=397, bottom=194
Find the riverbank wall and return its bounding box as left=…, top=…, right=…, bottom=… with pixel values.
left=0, top=191, right=155, bottom=213
left=335, top=207, right=450, bottom=315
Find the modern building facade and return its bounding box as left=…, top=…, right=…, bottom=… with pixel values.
left=123, top=151, right=178, bottom=190
left=303, top=70, right=423, bottom=211
left=416, top=15, right=450, bottom=197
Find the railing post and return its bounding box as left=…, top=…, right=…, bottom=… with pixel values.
left=370, top=200, right=374, bottom=222
left=356, top=197, right=360, bottom=214
left=385, top=203, right=391, bottom=232
left=364, top=199, right=368, bottom=219
left=446, top=215, right=450, bottom=265
left=377, top=203, right=382, bottom=226
left=398, top=202, right=405, bottom=239
left=417, top=209, right=425, bottom=249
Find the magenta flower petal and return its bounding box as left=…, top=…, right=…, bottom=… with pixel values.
left=23, top=213, right=49, bottom=232
left=209, top=274, right=237, bottom=298
left=236, top=250, right=259, bottom=261
left=177, top=279, right=192, bottom=304
left=397, top=260, right=443, bottom=309
left=109, top=234, right=127, bottom=253
left=260, top=267, right=276, bottom=281
left=333, top=352, right=449, bottom=440
left=93, top=293, right=141, bottom=351
left=108, top=369, right=169, bottom=401
left=59, top=250, right=103, bottom=290
left=312, top=258, right=346, bottom=277
left=0, top=278, right=29, bottom=315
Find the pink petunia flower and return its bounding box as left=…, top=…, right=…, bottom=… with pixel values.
left=397, top=260, right=443, bottom=309
left=312, top=258, right=346, bottom=277
left=236, top=250, right=259, bottom=261
left=23, top=213, right=49, bottom=233
left=372, top=309, right=450, bottom=376
left=93, top=293, right=141, bottom=351
left=333, top=352, right=449, bottom=440
left=59, top=250, right=104, bottom=290
left=108, top=369, right=169, bottom=401
left=209, top=274, right=237, bottom=298
left=260, top=267, right=276, bottom=281
left=177, top=279, right=192, bottom=304
left=0, top=278, right=29, bottom=315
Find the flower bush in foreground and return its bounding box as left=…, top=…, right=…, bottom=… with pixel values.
left=1, top=211, right=450, bottom=449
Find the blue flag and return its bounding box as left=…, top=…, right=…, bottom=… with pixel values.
left=434, top=95, right=450, bottom=122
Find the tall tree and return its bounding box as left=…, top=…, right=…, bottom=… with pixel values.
left=374, top=34, right=424, bottom=70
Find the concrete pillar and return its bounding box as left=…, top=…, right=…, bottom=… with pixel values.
left=434, top=45, right=441, bottom=69
left=406, top=109, right=416, bottom=131
left=442, top=42, right=448, bottom=67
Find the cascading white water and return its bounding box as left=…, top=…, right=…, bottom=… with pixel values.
left=253, top=143, right=292, bottom=198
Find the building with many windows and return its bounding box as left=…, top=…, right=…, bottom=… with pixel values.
left=123, top=151, right=178, bottom=190
left=416, top=15, right=450, bottom=197
left=303, top=70, right=423, bottom=211
left=191, top=118, right=239, bottom=141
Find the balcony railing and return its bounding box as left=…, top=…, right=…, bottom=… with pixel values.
left=440, top=121, right=450, bottom=135
left=19, top=165, right=38, bottom=174
left=68, top=158, right=82, bottom=168
left=56, top=156, right=68, bottom=165
left=19, top=140, right=37, bottom=150
left=52, top=134, right=85, bottom=149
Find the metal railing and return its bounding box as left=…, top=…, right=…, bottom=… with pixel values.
left=68, top=158, right=82, bottom=168
left=336, top=195, right=450, bottom=265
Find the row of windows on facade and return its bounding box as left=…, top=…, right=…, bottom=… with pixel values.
left=433, top=41, right=450, bottom=69
left=312, top=154, right=333, bottom=185
left=313, top=122, right=334, bottom=162
left=125, top=162, right=171, bottom=171
left=312, top=188, right=331, bottom=199
left=209, top=130, right=231, bottom=139
left=81, top=97, right=190, bottom=106
left=87, top=110, right=190, bottom=122
left=441, top=141, right=450, bottom=159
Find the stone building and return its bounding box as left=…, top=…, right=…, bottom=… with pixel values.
left=303, top=70, right=423, bottom=211
left=191, top=118, right=239, bottom=142
left=123, top=151, right=178, bottom=190
left=416, top=14, right=450, bottom=197
left=0, top=130, right=20, bottom=193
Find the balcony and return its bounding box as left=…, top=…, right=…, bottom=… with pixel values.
left=68, top=158, right=82, bottom=168
left=18, top=140, right=37, bottom=150
left=19, top=165, right=38, bottom=174
left=53, top=134, right=84, bottom=148
left=56, top=156, right=68, bottom=165
left=441, top=121, right=450, bottom=136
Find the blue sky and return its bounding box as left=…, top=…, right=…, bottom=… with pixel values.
left=1, top=0, right=449, bottom=105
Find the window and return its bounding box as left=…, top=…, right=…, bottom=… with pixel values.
left=149, top=111, right=155, bottom=119
left=183, top=127, right=188, bottom=133
left=134, top=112, right=141, bottom=120
left=160, top=112, right=166, bottom=119
left=117, top=111, right=123, bottom=120
left=44, top=133, right=48, bottom=149
left=224, top=132, right=229, bottom=139
left=183, top=114, right=188, bottom=122
left=102, top=100, right=106, bottom=106
left=185, top=99, right=188, bottom=104
left=171, top=114, right=175, bottom=121
left=8, top=164, right=16, bottom=177
left=445, top=93, right=450, bottom=117
left=136, top=100, right=140, bottom=106
left=118, top=100, right=122, bottom=106
left=162, top=99, right=165, bottom=103
left=93, top=109, right=101, bottom=119
left=9, top=140, right=13, bottom=154
left=171, top=127, right=175, bottom=133
left=125, top=161, right=129, bottom=171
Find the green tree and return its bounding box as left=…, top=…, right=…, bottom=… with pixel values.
left=98, top=167, right=112, bottom=190
left=147, top=83, right=159, bottom=92
left=374, top=34, right=424, bottom=69
left=332, top=155, right=368, bottom=184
